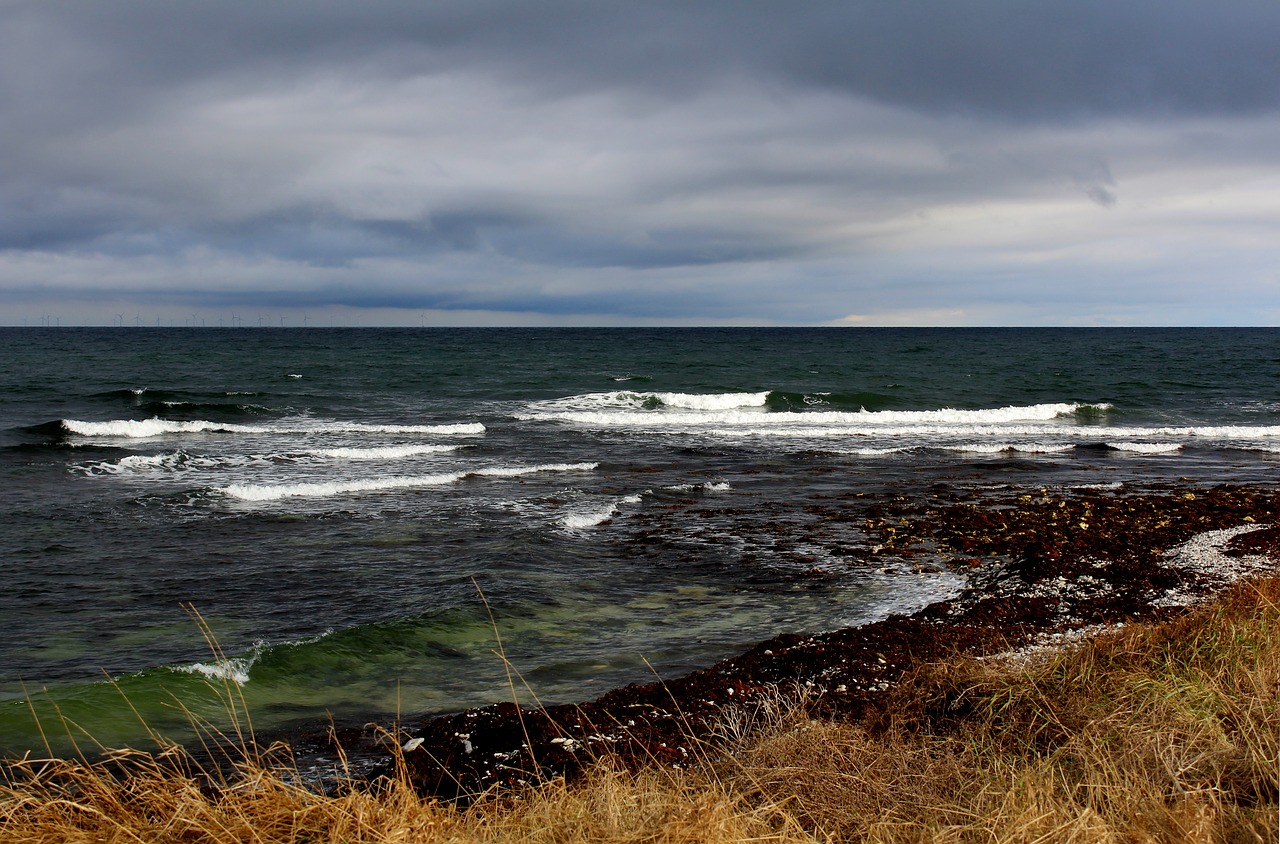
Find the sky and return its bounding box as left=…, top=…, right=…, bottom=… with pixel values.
left=1, top=1, right=1278, bottom=327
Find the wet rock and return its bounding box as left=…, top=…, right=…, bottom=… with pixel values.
left=280, top=483, right=1280, bottom=800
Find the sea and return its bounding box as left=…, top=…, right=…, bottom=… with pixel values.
left=1, top=326, right=1277, bottom=756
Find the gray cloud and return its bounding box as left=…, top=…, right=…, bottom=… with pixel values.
left=1, top=1, right=1278, bottom=325
left=10, top=1, right=1278, bottom=119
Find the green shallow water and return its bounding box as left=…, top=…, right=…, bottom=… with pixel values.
left=2, top=569, right=943, bottom=754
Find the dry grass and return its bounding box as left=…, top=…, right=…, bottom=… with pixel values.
left=3, top=578, right=1278, bottom=843
left=0, top=748, right=809, bottom=843
left=729, top=576, right=1280, bottom=842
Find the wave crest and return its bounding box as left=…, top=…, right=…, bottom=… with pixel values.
left=174, top=656, right=254, bottom=686
left=74, top=444, right=466, bottom=475
left=219, top=462, right=598, bottom=501
left=1108, top=442, right=1184, bottom=454
left=60, top=418, right=485, bottom=438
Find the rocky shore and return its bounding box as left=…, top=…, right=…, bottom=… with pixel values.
left=277, top=483, right=1280, bottom=799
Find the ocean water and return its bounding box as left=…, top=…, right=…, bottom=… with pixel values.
left=1, top=326, right=1277, bottom=754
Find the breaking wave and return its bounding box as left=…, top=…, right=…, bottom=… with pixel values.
left=561, top=494, right=644, bottom=530
left=560, top=481, right=731, bottom=530
left=73, top=444, right=466, bottom=475
left=524, top=397, right=1097, bottom=428
left=59, top=418, right=485, bottom=438
left=219, top=462, right=599, bottom=502
left=1107, top=442, right=1184, bottom=454
left=940, top=442, right=1078, bottom=454
left=175, top=656, right=254, bottom=686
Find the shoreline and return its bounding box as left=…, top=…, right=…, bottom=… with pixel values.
left=268, top=483, right=1280, bottom=797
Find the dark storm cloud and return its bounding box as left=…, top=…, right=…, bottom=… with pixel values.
left=9, top=0, right=1278, bottom=120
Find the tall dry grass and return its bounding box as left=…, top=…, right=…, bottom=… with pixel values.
left=0, top=745, right=811, bottom=843
left=728, top=576, right=1280, bottom=842
left=2, top=578, right=1278, bottom=843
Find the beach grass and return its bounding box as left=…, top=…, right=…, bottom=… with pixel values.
left=2, top=577, right=1278, bottom=843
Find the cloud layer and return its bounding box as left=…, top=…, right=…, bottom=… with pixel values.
left=3, top=1, right=1278, bottom=325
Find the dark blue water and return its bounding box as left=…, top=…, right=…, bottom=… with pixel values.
left=2, top=327, right=1277, bottom=753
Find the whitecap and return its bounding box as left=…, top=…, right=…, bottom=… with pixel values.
left=839, top=446, right=916, bottom=456
left=73, top=451, right=232, bottom=475
left=941, top=443, right=1017, bottom=454
left=940, top=442, right=1075, bottom=454
left=74, top=444, right=468, bottom=477
left=64, top=418, right=263, bottom=437
left=666, top=481, right=732, bottom=493
left=314, top=445, right=463, bottom=460
left=61, top=418, right=485, bottom=438
left=534, top=390, right=770, bottom=414
left=219, top=473, right=465, bottom=501
left=562, top=493, right=644, bottom=530
left=650, top=391, right=770, bottom=411
left=1010, top=443, right=1076, bottom=454
left=523, top=401, right=1086, bottom=431
left=473, top=462, right=598, bottom=479
left=562, top=505, right=620, bottom=530
left=219, top=462, right=598, bottom=502
left=1108, top=442, right=1183, bottom=454
left=175, top=656, right=253, bottom=686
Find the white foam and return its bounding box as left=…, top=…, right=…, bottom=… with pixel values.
left=537, top=390, right=770, bottom=414
left=561, top=483, right=727, bottom=530
left=75, top=452, right=242, bottom=475
left=75, top=444, right=467, bottom=476
left=175, top=657, right=253, bottom=686
left=1129, top=425, right=1280, bottom=440
left=61, top=418, right=485, bottom=438
left=689, top=422, right=1280, bottom=448
left=942, top=443, right=1016, bottom=454
left=118, top=453, right=190, bottom=471
left=218, top=462, right=598, bottom=501
left=841, top=446, right=916, bottom=456
left=1012, top=443, right=1076, bottom=454
left=1108, top=442, right=1183, bottom=454
left=652, top=391, right=769, bottom=410
left=562, top=493, right=644, bottom=530
left=287, top=420, right=486, bottom=435
left=90, top=452, right=191, bottom=473
left=941, top=442, right=1075, bottom=454
left=220, top=473, right=463, bottom=501
left=474, top=462, right=597, bottom=478
left=667, top=481, right=732, bottom=493
left=313, top=445, right=463, bottom=459
left=563, top=504, right=620, bottom=530
left=705, top=424, right=1072, bottom=440
left=520, top=400, right=1280, bottom=452
left=524, top=401, right=1084, bottom=430
left=64, top=418, right=253, bottom=437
